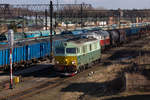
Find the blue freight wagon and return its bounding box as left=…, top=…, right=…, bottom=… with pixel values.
left=0, top=38, right=51, bottom=68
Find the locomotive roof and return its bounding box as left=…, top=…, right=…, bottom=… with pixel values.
left=66, top=37, right=97, bottom=44
left=53, top=34, right=79, bottom=41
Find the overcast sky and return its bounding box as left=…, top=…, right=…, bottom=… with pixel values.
left=0, top=0, right=150, bottom=9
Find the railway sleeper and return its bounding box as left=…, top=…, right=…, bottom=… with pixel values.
left=24, top=62, right=32, bottom=68
left=1, top=66, right=9, bottom=71
left=32, top=59, right=38, bottom=64
left=38, top=57, right=47, bottom=61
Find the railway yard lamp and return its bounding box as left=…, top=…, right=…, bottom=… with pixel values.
left=8, top=29, right=14, bottom=89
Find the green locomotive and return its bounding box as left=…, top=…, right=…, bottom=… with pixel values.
left=54, top=37, right=101, bottom=76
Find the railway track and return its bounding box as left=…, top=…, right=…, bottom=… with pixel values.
left=0, top=62, right=105, bottom=100
left=0, top=64, right=53, bottom=89
left=0, top=35, right=150, bottom=100
left=2, top=78, right=67, bottom=100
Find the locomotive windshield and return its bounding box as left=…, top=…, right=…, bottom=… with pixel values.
left=66, top=48, right=76, bottom=54
left=55, top=48, right=65, bottom=54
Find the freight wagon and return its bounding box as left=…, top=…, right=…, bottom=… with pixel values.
left=0, top=38, right=51, bottom=69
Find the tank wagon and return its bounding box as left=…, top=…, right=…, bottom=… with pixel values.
left=98, top=30, right=110, bottom=48
left=60, top=27, right=101, bottom=36
left=61, top=29, right=88, bottom=35
left=0, top=32, right=26, bottom=42
left=81, top=30, right=110, bottom=49
left=107, top=30, right=120, bottom=46
left=25, top=30, right=55, bottom=38
left=0, top=30, right=55, bottom=42
left=116, top=29, right=126, bottom=44
left=54, top=37, right=101, bottom=76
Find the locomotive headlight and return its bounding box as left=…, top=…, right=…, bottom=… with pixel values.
left=56, top=61, right=59, bottom=64
left=65, top=59, right=68, bottom=61
left=64, top=59, right=68, bottom=64
left=72, top=61, right=76, bottom=64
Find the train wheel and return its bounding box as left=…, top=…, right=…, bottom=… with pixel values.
left=79, top=66, right=82, bottom=72
left=79, top=67, right=81, bottom=72
left=83, top=65, right=86, bottom=70
left=77, top=67, right=81, bottom=73
left=3, top=67, right=8, bottom=71
left=95, top=60, right=99, bottom=64
left=88, top=64, right=92, bottom=68
left=98, top=59, right=101, bottom=63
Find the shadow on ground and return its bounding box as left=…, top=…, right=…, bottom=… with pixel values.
left=108, top=49, right=150, bottom=61
left=106, top=94, right=150, bottom=100
left=61, top=75, right=125, bottom=97
left=141, top=69, right=150, bottom=80
left=20, top=65, right=59, bottom=78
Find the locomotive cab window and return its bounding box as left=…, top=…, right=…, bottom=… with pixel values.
left=94, top=42, right=97, bottom=49
left=66, top=48, right=76, bottom=54
left=77, top=48, right=80, bottom=53
left=82, top=45, right=87, bottom=53
left=55, top=48, right=65, bottom=54
left=89, top=44, right=92, bottom=51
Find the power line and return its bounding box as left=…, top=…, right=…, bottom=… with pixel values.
left=57, top=0, right=59, bottom=11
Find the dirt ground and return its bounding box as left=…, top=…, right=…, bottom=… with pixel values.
left=23, top=64, right=150, bottom=100
left=22, top=64, right=122, bottom=100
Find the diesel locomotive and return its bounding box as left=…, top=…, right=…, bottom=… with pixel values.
left=54, top=37, right=101, bottom=76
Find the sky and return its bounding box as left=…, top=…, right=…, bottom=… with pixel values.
left=0, top=0, right=150, bottom=9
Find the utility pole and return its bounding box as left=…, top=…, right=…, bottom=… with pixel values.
left=22, top=15, right=25, bottom=33
left=57, top=0, right=59, bottom=11
left=80, top=4, right=83, bottom=28
left=45, top=9, right=48, bottom=30
left=118, top=8, right=121, bottom=29
left=56, top=0, right=59, bottom=19
left=50, top=0, right=53, bottom=63
left=35, top=13, right=38, bottom=29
